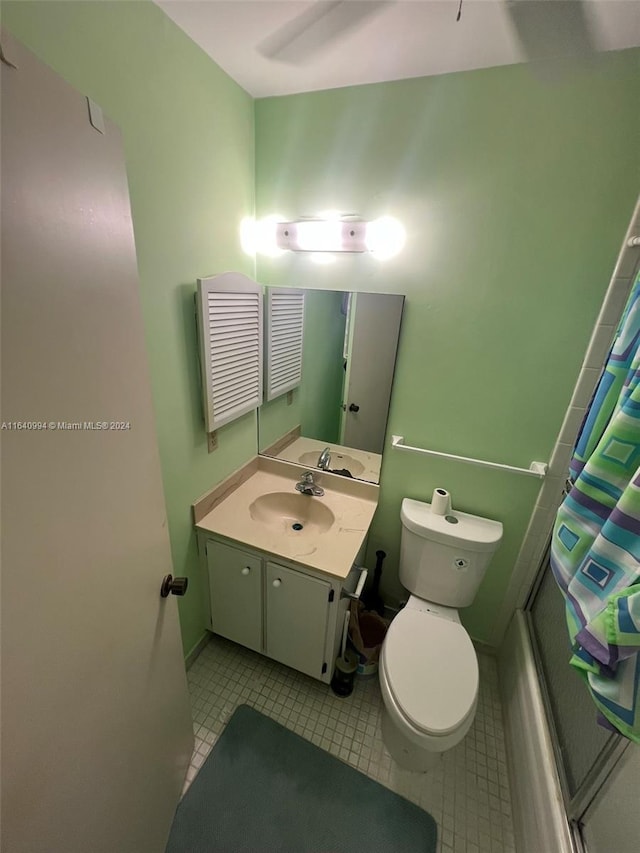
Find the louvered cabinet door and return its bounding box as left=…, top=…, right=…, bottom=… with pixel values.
left=197, top=273, right=263, bottom=432
left=265, top=288, right=304, bottom=401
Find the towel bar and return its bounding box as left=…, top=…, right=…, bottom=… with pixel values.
left=391, top=435, right=547, bottom=478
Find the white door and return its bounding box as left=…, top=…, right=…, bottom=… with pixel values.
left=1, top=31, right=193, bottom=853
left=265, top=562, right=330, bottom=679
left=340, top=292, right=404, bottom=453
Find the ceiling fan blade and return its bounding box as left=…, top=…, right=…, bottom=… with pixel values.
left=506, top=0, right=597, bottom=60
left=258, top=0, right=393, bottom=65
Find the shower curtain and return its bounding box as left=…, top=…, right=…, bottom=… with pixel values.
left=551, top=271, right=640, bottom=743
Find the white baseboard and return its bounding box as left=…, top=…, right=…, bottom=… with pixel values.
left=498, top=611, right=574, bottom=853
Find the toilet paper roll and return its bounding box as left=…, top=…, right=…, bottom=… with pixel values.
left=431, top=488, right=451, bottom=516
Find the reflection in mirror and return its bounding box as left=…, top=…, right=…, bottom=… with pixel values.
left=258, top=288, right=404, bottom=484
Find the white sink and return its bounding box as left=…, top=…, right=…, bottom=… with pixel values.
left=249, top=492, right=335, bottom=534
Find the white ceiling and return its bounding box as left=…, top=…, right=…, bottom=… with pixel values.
left=157, top=0, right=640, bottom=98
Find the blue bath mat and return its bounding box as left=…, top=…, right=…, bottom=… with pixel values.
left=166, top=704, right=437, bottom=852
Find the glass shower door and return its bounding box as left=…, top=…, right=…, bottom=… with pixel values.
left=527, top=549, right=624, bottom=819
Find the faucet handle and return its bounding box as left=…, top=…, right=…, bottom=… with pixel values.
left=301, top=470, right=315, bottom=483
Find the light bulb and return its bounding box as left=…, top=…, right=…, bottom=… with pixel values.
left=255, top=215, right=286, bottom=257
left=365, top=216, right=406, bottom=260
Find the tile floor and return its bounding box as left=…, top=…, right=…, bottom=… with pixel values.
left=185, top=634, right=516, bottom=853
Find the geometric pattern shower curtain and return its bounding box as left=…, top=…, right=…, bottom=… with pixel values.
left=550, top=271, right=640, bottom=743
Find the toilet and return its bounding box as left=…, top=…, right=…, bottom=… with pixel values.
left=378, top=497, right=503, bottom=771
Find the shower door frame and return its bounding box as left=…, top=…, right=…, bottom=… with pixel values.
left=523, top=539, right=630, bottom=848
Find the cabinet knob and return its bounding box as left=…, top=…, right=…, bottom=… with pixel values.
left=241, top=566, right=250, bottom=576
left=272, top=579, right=282, bottom=588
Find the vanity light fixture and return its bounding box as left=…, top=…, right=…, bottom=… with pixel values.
left=310, top=253, right=337, bottom=265
left=276, top=215, right=405, bottom=260
left=241, top=214, right=405, bottom=260
left=276, top=218, right=368, bottom=253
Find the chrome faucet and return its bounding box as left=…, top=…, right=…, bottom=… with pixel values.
left=295, top=471, right=324, bottom=497
left=317, top=446, right=331, bottom=470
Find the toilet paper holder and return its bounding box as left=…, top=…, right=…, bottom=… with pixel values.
left=341, top=567, right=368, bottom=601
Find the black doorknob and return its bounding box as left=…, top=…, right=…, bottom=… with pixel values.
left=160, top=574, right=189, bottom=598
left=348, top=403, right=360, bottom=412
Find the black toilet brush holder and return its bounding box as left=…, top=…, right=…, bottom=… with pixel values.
left=330, top=649, right=358, bottom=697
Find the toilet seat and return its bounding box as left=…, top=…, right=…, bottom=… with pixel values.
left=381, top=607, right=478, bottom=737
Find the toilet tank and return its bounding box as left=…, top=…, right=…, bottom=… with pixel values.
left=399, top=498, right=503, bottom=608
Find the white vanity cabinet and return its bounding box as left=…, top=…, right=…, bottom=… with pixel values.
left=203, top=535, right=363, bottom=684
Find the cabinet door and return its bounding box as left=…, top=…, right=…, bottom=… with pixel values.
left=265, top=562, right=331, bottom=679
left=207, top=540, right=263, bottom=652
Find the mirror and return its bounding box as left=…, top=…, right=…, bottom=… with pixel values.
left=258, top=288, right=404, bottom=484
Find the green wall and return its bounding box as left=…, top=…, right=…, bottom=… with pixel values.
left=2, top=0, right=257, bottom=657
left=257, top=389, right=301, bottom=452
left=254, top=51, right=640, bottom=644
left=5, top=0, right=639, bottom=650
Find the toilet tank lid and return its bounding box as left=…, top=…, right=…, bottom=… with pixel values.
left=401, top=498, right=503, bottom=553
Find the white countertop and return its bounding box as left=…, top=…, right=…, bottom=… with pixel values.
left=195, top=457, right=379, bottom=580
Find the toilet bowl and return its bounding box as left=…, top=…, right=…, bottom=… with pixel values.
left=377, top=497, right=502, bottom=771
left=378, top=596, right=478, bottom=771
